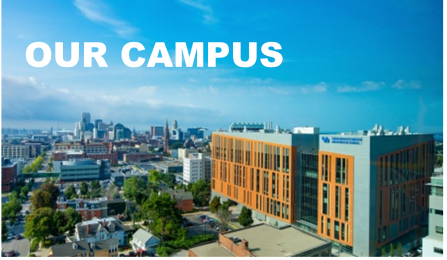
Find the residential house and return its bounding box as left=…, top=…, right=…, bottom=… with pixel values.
left=131, top=228, right=160, bottom=254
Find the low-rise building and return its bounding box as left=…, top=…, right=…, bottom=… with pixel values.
left=53, top=150, right=85, bottom=161
left=163, top=189, right=194, bottom=212
left=188, top=224, right=332, bottom=257
left=1, top=158, right=18, bottom=193
left=178, top=148, right=198, bottom=159
left=131, top=228, right=160, bottom=254
left=49, top=238, right=119, bottom=257
left=123, top=152, right=163, bottom=163
left=56, top=196, right=108, bottom=221
left=72, top=217, right=128, bottom=246
left=53, top=159, right=106, bottom=181
left=152, top=160, right=183, bottom=174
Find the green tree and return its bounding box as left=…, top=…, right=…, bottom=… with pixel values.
left=238, top=206, right=253, bottom=227
left=88, top=180, right=102, bottom=198
left=52, top=211, right=66, bottom=235
left=209, top=196, right=221, bottom=214
left=80, top=182, right=89, bottom=196
left=396, top=242, right=403, bottom=257
left=142, top=192, right=182, bottom=242
left=389, top=243, right=395, bottom=257
left=381, top=248, right=387, bottom=257
left=1, top=221, right=8, bottom=242
left=190, top=180, right=211, bottom=208
left=24, top=207, right=55, bottom=240
left=30, top=190, right=53, bottom=211
left=64, top=185, right=77, bottom=199
left=64, top=207, right=82, bottom=235
left=21, top=185, right=30, bottom=200
left=216, top=203, right=232, bottom=232
left=2, top=196, right=22, bottom=222
left=149, top=170, right=161, bottom=185
left=123, top=176, right=149, bottom=205
left=39, top=182, right=60, bottom=208
left=160, top=173, right=176, bottom=189
left=170, top=142, right=183, bottom=149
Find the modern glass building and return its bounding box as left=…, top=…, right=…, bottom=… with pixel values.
left=318, top=127, right=434, bottom=256
left=210, top=125, right=319, bottom=229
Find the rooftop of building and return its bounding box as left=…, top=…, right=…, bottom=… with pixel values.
left=76, top=217, right=125, bottom=239
left=162, top=189, right=193, bottom=201
left=326, top=124, right=431, bottom=137
left=124, top=152, right=163, bottom=156
left=152, top=160, right=183, bottom=167
left=53, top=150, right=85, bottom=155
left=50, top=238, right=119, bottom=257
left=132, top=228, right=159, bottom=244
left=189, top=241, right=234, bottom=257
left=2, top=158, right=20, bottom=168
left=190, top=224, right=331, bottom=257
left=57, top=196, right=108, bottom=204
left=224, top=224, right=330, bottom=257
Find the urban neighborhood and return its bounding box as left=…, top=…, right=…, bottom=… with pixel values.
left=1, top=114, right=444, bottom=257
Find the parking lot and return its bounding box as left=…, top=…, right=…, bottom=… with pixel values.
left=2, top=222, right=30, bottom=257
left=183, top=214, right=219, bottom=237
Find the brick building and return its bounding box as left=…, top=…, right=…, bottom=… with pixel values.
left=56, top=196, right=108, bottom=221
left=1, top=158, right=18, bottom=193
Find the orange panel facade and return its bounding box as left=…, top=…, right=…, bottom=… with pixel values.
left=317, top=152, right=354, bottom=247
left=375, top=141, right=433, bottom=248
left=211, top=133, right=296, bottom=224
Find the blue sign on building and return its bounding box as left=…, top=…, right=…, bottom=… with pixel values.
left=321, top=136, right=362, bottom=145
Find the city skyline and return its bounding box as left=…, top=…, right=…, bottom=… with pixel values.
left=1, top=0, right=443, bottom=133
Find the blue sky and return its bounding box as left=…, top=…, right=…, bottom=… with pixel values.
left=1, top=0, right=443, bottom=133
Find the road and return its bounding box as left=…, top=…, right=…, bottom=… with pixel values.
left=1, top=222, right=30, bottom=257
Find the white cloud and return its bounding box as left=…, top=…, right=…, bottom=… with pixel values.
left=392, top=79, right=422, bottom=90
left=137, top=86, right=158, bottom=95
left=73, top=0, right=138, bottom=38
left=337, top=81, right=385, bottom=93
left=1, top=75, right=224, bottom=127
left=178, top=0, right=218, bottom=24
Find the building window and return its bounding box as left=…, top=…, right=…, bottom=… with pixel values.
left=434, top=247, right=443, bottom=254
left=345, top=188, right=349, bottom=221
left=334, top=221, right=340, bottom=240
left=326, top=218, right=331, bottom=236
left=335, top=186, right=340, bottom=219
left=322, top=184, right=329, bottom=215
left=336, top=158, right=341, bottom=183
left=435, top=226, right=443, bottom=234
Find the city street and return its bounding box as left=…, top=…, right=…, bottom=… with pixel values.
left=2, top=222, right=30, bottom=257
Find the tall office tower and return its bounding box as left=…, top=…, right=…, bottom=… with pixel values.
left=422, top=175, right=443, bottom=257
left=163, top=120, right=170, bottom=152
left=81, top=112, right=91, bottom=131
left=149, top=126, right=164, bottom=138
left=173, top=120, right=178, bottom=130
left=95, top=119, right=102, bottom=129
left=74, top=122, right=81, bottom=139
left=93, top=127, right=98, bottom=139
left=210, top=124, right=320, bottom=228
left=317, top=125, right=434, bottom=256
left=187, top=127, right=205, bottom=139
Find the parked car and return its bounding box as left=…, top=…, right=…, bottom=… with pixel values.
left=416, top=248, right=422, bottom=255
left=6, top=250, right=15, bottom=257
left=15, top=235, right=22, bottom=240
left=198, top=215, right=208, bottom=220
left=119, top=254, right=125, bottom=257
left=129, top=251, right=136, bottom=257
